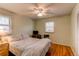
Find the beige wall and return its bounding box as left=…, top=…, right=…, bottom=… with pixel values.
left=71, top=4, right=79, bottom=56
left=34, top=15, right=71, bottom=46
left=0, top=9, right=34, bottom=36
left=12, top=14, right=34, bottom=35
left=77, top=14, right=79, bottom=56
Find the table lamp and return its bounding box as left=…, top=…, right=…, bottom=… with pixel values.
left=0, top=29, right=8, bottom=43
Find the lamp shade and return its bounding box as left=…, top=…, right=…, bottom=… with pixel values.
left=0, top=30, right=7, bottom=36
left=0, top=29, right=9, bottom=43
left=0, top=26, right=8, bottom=36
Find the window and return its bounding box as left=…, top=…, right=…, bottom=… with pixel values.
left=0, top=15, right=10, bottom=33
left=45, top=22, right=54, bottom=32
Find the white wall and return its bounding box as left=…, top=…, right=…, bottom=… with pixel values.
left=35, top=15, right=71, bottom=46
left=71, top=4, right=79, bottom=55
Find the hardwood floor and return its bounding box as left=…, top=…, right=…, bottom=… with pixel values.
left=46, top=43, right=74, bottom=56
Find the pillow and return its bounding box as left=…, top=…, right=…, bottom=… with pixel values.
left=21, top=32, right=30, bottom=39
left=13, top=34, right=22, bottom=40
left=11, top=36, right=21, bottom=41
left=2, top=36, right=18, bottom=42
left=3, top=33, right=23, bottom=42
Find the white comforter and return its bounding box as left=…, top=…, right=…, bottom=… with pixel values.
left=9, top=38, right=51, bottom=56
left=10, top=38, right=39, bottom=51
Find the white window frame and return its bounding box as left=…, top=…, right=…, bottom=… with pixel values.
left=45, top=21, right=54, bottom=32
left=0, top=15, right=11, bottom=33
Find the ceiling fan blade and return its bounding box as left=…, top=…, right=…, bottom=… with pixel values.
left=20, top=9, right=34, bottom=13
left=46, top=11, right=55, bottom=14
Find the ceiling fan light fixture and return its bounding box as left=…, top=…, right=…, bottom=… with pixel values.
left=37, top=13, right=43, bottom=16
left=33, top=7, right=46, bottom=17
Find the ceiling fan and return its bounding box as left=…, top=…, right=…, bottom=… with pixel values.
left=24, top=4, right=55, bottom=17
left=33, top=7, right=47, bottom=16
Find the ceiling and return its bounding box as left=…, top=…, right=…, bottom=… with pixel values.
left=0, top=3, right=76, bottom=19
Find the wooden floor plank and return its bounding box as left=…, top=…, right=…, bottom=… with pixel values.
left=46, top=43, right=74, bottom=56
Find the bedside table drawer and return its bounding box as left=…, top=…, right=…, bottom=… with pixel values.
left=0, top=47, right=8, bottom=51
left=0, top=43, right=9, bottom=56
left=0, top=49, right=9, bottom=56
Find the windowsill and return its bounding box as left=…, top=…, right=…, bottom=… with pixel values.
left=45, top=32, right=54, bottom=33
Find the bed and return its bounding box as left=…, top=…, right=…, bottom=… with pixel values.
left=3, top=34, right=52, bottom=56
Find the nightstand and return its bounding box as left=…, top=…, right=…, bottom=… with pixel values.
left=0, top=42, right=9, bottom=56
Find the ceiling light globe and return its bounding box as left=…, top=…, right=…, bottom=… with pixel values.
left=37, top=13, right=43, bottom=16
